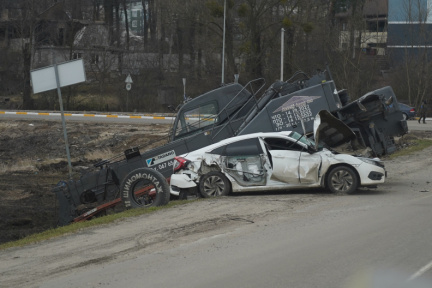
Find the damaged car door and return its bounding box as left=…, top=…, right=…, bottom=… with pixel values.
left=220, top=138, right=268, bottom=187
left=264, top=135, right=321, bottom=185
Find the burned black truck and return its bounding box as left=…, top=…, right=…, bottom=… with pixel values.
left=53, top=68, right=407, bottom=225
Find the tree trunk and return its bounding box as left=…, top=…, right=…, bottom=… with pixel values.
left=149, top=0, right=157, bottom=42
left=142, top=0, right=148, bottom=48
left=22, top=43, right=33, bottom=110
left=104, top=0, right=115, bottom=45
left=123, top=0, right=130, bottom=50
left=176, top=18, right=184, bottom=76
left=225, top=8, right=236, bottom=78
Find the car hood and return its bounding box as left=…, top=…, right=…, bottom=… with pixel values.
left=313, top=110, right=356, bottom=150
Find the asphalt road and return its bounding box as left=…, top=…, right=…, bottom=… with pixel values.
left=408, top=119, right=432, bottom=131
left=20, top=144, right=432, bottom=288
left=36, top=182, right=432, bottom=288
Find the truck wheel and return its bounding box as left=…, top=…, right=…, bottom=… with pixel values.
left=120, top=168, right=170, bottom=209
left=326, top=166, right=359, bottom=195
left=199, top=171, right=231, bottom=198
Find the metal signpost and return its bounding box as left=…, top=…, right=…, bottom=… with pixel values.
left=30, top=59, right=86, bottom=179
left=281, top=28, right=285, bottom=81
left=182, top=78, right=186, bottom=101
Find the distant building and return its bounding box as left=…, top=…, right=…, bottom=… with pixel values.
left=387, top=0, right=432, bottom=63
left=0, top=2, right=87, bottom=94
left=120, top=0, right=146, bottom=36
left=336, top=0, right=388, bottom=56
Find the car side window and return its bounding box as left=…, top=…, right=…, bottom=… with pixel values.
left=263, top=137, right=304, bottom=152
left=210, top=138, right=263, bottom=156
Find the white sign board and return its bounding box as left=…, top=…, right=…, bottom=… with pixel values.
left=30, top=59, right=86, bottom=94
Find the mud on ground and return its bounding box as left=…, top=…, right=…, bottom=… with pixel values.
left=0, top=120, right=172, bottom=244
left=0, top=119, right=430, bottom=245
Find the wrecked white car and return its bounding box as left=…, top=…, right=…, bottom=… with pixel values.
left=170, top=129, right=386, bottom=198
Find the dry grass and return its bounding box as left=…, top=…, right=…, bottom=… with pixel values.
left=84, top=148, right=115, bottom=161
left=0, top=159, right=38, bottom=173
left=388, top=139, right=432, bottom=159
left=0, top=148, right=116, bottom=174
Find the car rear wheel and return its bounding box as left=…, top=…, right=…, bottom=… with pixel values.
left=402, top=113, right=408, bottom=120
left=199, top=171, right=231, bottom=197
left=326, top=166, right=359, bottom=195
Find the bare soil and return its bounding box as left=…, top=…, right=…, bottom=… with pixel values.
left=0, top=119, right=172, bottom=244
left=0, top=119, right=430, bottom=246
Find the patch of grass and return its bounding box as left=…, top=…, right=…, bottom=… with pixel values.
left=0, top=199, right=197, bottom=251
left=0, top=159, right=38, bottom=173
left=84, top=148, right=114, bottom=161
left=388, top=139, right=432, bottom=159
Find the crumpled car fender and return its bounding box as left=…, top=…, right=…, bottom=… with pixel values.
left=319, top=152, right=362, bottom=175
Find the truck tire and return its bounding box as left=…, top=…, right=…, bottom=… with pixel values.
left=326, top=165, right=359, bottom=195
left=199, top=171, right=231, bottom=198
left=120, top=168, right=170, bottom=209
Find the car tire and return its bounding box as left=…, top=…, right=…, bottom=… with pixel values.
left=120, top=168, right=170, bottom=209
left=402, top=113, right=408, bottom=120
left=199, top=171, right=231, bottom=198
left=326, top=165, right=359, bottom=195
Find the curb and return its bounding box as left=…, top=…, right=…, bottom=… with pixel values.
left=0, top=111, right=176, bottom=120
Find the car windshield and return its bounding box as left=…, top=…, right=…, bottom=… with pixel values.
left=288, top=131, right=319, bottom=149
left=173, top=102, right=219, bottom=139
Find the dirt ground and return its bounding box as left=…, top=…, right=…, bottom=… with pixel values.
left=0, top=119, right=430, bottom=246
left=0, top=119, right=172, bottom=244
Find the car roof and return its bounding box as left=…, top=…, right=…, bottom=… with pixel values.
left=187, top=131, right=294, bottom=155
left=398, top=103, right=412, bottom=108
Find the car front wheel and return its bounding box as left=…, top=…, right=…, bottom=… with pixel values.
left=199, top=171, right=231, bottom=197
left=326, top=166, right=359, bottom=195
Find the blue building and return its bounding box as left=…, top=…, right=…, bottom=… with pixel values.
left=387, top=0, right=432, bottom=63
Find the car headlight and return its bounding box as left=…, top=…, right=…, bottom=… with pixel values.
left=358, top=157, right=385, bottom=168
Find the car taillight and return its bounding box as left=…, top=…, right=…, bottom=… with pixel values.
left=173, top=156, right=191, bottom=173
left=410, top=108, right=415, bottom=112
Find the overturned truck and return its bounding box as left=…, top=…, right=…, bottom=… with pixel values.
left=53, top=68, right=407, bottom=225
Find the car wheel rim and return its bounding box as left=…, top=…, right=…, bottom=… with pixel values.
left=402, top=113, right=407, bottom=120
left=331, top=170, right=353, bottom=192
left=203, top=176, right=225, bottom=196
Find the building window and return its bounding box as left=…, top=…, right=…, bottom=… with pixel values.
left=132, top=10, right=137, bottom=17
left=72, top=52, right=82, bottom=59
left=132, top=20, right=137, bottom=27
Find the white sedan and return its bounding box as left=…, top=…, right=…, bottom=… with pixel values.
left=170, top=131, right=386, bottom=198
